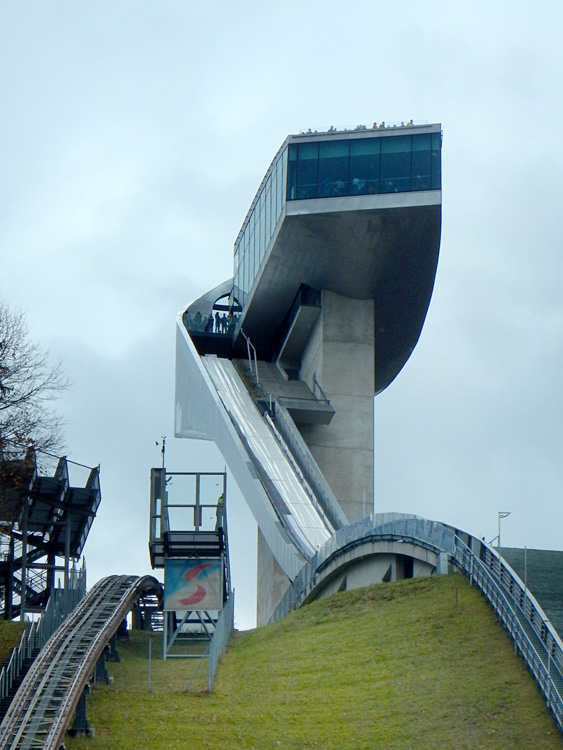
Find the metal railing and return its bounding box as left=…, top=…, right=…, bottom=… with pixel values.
left=270, top=513, right=454, bottom=622
left=0, top=574, right=160, bottom=750
left=240, top=329, right=259, bottom=384
left=270, top=402, right=346, bottom=530
left=0, top=563, right=87, bottom=706
left=232, top=359, right=343, bottom=532
left=312, top=373, right=330, bottom=405
left=453, top=537, right=563, bottom=731
left=263, top=411, right=332, bottom=535
left=208, top=592, right=235, bottom=692
left=270, top=512, right=563, bottom=731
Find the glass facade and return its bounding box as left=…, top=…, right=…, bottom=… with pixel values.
left=287, top=132, right=441, bottom=199
left=233, top=130, right=441, bottom=307
left=233, top=144, right=287, bottom=307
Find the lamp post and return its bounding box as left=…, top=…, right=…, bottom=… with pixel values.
left=498, top=511, right=511, bottom=547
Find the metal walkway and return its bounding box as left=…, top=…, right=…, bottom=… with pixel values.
left=0, top=574, right=160, bottom=750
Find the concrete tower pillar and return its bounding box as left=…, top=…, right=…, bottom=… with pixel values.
left=298, top=290, right=375, bottom=522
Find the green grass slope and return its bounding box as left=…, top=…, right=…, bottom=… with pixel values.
left=66, top=574, right=561, bottom=749
left=0, top=620, right=27, bottom=664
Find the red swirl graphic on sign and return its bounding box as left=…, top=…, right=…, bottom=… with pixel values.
left=178, top=562, right=217, bottom=606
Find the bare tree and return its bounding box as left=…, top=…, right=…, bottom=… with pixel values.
left=0, top=301, right=69, bottom=461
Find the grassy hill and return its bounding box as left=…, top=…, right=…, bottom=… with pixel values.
left=0, top=620, right=27, bottom=664
left=65, top=574, right=561, bottom=749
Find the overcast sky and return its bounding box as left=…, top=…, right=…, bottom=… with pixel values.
left=1, top=1, right=563, bottom=630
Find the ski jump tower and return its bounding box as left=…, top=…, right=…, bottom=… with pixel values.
left=175, top=123, right=442, bottom=624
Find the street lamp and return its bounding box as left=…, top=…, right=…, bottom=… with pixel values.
left=498, top=511, right=511, bottom=547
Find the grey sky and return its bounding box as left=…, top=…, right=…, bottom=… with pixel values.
left=1, top=1, right=563, bottom=629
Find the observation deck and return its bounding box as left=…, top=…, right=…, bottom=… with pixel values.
left=183, top=122, right=442, bottom=394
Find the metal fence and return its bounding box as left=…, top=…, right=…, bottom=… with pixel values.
left=453, top=537, right=563, bottom=731
left=0, top=563, right=86, bottom=705
left=267, top=512, right=563, bottom=730
left=208, top=592, right=235, bottom=691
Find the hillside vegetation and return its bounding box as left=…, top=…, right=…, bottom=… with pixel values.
left=0, top=620, right=27, bottom=665
left=65, top=574, right=561, bottom=749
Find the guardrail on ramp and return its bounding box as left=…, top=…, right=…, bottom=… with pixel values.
left=0, top=574, right=161, bottom=750
left=202, top=356, right=332, bottom=555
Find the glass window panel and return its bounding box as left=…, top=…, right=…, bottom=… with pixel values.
left=350, top=138, right=380, bottom=195
left=234, top=246, right=240, bottom=283
left=318, top=140, right=349, bottom=197
left=259, top=191, right=265, bottom=263
left=265, top=182, right=272, bottom=246
left=287, top=144, right=297, bottom=200
left=282, top=149, right=287, bottom=207
left=380, top=135, right=412, bottom=193
left=248, top=217, right=255, bottom=291
left=431, top=132, right=441, bottom=189
left=254, top=210, right=259, bottom=282
left=253, top=207, right=259, bottom=278
left=411, top=134, right=432, bottom=191
left=246, top=224, right=252, bottom=293
left=269, top=175, right=276, bottom=237
left=242, top=242, right=248, bottom=294
left=276, top=157, right=283, bottom=219
left=272, top=174, right=277, bottom=230
left=255, top=202, right=261, bottom=266
left=243, top=224, right=249, bottom=262
left=296, top=142, right=319, bottom=199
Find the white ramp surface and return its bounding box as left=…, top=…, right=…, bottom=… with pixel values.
left=203, top=356, right=332, bottom=555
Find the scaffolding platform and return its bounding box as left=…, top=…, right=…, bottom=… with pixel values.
left=0, top=447, right=101, bottom=619
left=149, top=468, right=231, bottom=659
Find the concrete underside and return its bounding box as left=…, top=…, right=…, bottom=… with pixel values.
left=238, top=194, right=441, bottom=394
left=256, top=534, right=442, bottom=626
left=305, top=539, right=439, bottom=607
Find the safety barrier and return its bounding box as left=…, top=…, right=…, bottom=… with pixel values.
left=208, top=592, right=235, bottom=691
left=271, top=401, right=347, bottom=530
left=0, top=564, right=86, bottom=706
left=270, top=512, right=563, bottom=732
left=0, top=574, right=160, bottom=750
left=453, top=537, right=563, bottom=731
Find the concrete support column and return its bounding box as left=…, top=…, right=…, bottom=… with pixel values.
left=94, top=648, right=113, bottom=685
left=257, top=528, right=291, bottom=626
left=69, top=685, right=94, bottom=738
left=299, top=290, right=375, bottom=521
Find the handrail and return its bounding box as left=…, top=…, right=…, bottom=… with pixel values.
left=312, top=373, right=330, bottom=405
left=270, top=401, right=346, bottom=530
left=0, top=563, right=87, bottom=706
left=240, top=328, right=259, bottom=384
left=453, top=537, right=563, bottom=730
left=0, top=574, right=161, bottom=750
left=263, top=411, right=332, bottom=534
left=267, top=513, right=563, bottom=731
left=231, top=360, right=343, bottom=532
